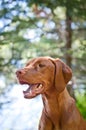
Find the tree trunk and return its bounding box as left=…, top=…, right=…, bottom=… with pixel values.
left=65, top=14, right=72, bottom=67
left=65, top=12, right=75, bottom=99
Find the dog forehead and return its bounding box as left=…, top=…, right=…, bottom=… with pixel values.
left=26, top=57, right=53, bottom=66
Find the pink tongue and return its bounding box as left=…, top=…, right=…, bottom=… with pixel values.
left=23, top=84, right=39, bottom=93
left=23, top=87, right=37, bottom=98
left=23, top=87, right=30, bottom=93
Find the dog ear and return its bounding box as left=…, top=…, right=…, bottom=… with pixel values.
left=54, top=59, right=72, bottom=93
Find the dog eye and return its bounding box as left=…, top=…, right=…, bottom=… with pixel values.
left=39, top=64, right=45, bottom=68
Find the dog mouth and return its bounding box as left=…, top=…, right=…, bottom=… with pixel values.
left=19, top=81, right=44, bottom=98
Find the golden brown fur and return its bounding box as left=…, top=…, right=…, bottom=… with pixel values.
left=16, top=57, right=86, bottom=130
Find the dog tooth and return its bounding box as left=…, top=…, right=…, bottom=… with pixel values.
left=39, top=84, right=42, bottom=88
left=29, top=90, right=32, bottom=94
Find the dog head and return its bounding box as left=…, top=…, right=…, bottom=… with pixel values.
left=16, top=57, right=72, bottom=98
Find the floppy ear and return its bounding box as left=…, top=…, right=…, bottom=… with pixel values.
left=54, top=59, right=72, bottom=93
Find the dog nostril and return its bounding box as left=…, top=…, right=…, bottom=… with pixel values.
left=16, top=70, right=22, bottom=76
left=18, top=70, right=22, bottom=74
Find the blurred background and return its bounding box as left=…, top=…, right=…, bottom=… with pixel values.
left=0, top=0, right=86, bottom=130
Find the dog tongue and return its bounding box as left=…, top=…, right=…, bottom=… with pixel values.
left=23, top=83, right=43, bottom=98
left=23, top=84, right=38, bottom=94
left=23, top=84, right=36, bottom=93
left=23, top=84, right=39, bottom=98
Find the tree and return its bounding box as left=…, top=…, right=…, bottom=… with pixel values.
left=0, top=0, right=86, bottom=97
left=28, top=0, right=86, bottom=97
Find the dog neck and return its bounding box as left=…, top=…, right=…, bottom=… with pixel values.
left=41, top=88, right=72, bottom=128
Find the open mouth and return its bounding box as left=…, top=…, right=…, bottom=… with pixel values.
left=19, top=81, right=44, bottom=98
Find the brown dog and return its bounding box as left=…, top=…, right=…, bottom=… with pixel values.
left=16, top=57, right=86, bottom=130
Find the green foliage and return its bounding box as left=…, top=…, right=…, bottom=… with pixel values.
left=29, top=0, right=86, bottom=19
left=0, top=0, right=86, bottom=99
left=76, top=92, right=86, bottom=119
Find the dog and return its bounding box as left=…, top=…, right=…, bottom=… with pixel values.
left=16, top=57, right=86, bottom=130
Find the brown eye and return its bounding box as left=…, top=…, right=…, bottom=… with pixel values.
left=39, top=64, right=45, bottom=68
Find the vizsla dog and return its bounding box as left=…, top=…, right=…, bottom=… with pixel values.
left=16, top=57, right=86, bottom=130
